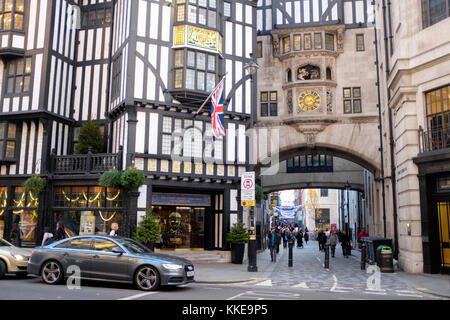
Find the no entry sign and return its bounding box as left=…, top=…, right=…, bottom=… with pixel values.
left=241, top=172, right=255, bottom=204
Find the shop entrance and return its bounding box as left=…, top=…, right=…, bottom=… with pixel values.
left=151, top=192, right=211, bottom=250
left=152, top=206, right=205, bottom=250
left=436, top=201, right=450, bottom=270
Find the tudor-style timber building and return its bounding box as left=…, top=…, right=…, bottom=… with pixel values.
left=0, top=0, right=258, bottom=252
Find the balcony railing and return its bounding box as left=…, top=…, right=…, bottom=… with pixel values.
left=51, top=147, right=123, bottom=175
left=419, top=126, right=450, bottom=153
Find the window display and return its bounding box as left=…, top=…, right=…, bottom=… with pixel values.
left=54, top=210, right=123, bottom=237
left=12, top=187, right=38, bottom=242
left=152, top=206, right=205, bottom=249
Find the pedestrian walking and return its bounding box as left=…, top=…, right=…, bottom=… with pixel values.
left=276, top=226, right=282, bottom=253
left=268, top=228, right=281, bottom=262
left=41, top=227, right=54, bottom=246
left=340, top=230, right=351, bottom=258
left=10, top=215, right=23, bottom=247
left=304, top=228, right=309, bottom=245
left=282, top=227, right=288, bottom=249
left=296, top=229, right=303, bottom=248
left=54, top=221, right=66, bottom=241
left=328, top=229, right=339, bottom=257
left=318, top=230, right=326, bottom=251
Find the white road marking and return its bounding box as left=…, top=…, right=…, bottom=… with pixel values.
left=330, top=275, right=338, bottom=291
left=255, top=279, right=273, bottom=287
left=118, top=291, right=158, bottom=300
left=292, top=282, right=310, bottom=289
left=364, top=291, right=387, bottom=295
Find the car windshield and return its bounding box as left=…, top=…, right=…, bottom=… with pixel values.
left=116, top=238, right=151, bottom=254
left=0, top=239, right=11, bottom=247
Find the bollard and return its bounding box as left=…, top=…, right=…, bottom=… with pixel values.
left=361, top=242, right=366, bottom=270
left=324, top=244, right=330, bottom=269
left=288, top=244, right=293, bottom=267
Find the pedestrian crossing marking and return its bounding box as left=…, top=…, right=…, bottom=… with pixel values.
left=292, top=282, right=310, bottom=289
left=255, top=279, right=273, bottom=287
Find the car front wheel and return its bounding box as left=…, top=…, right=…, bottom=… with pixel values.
left=135, top=265, right=160, bottom=291
left=41, top=261, right=63, bottom=285
left=0, top=260, right=6, bottom=279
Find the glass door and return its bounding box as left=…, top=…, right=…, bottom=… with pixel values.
left=437, top=201, right=450, bottom=268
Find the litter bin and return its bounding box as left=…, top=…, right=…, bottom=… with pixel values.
left=362, top=237, right=393, bottom=264
left=376, top=245, right=394, bottom=273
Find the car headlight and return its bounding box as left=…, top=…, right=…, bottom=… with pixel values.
left=162, top=264, right=183, bottom=270
left=11, top=253, right=25, bottom=261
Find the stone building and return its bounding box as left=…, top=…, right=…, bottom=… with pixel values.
left=255, top=0, right=383, bottom=249
left=375, top=0, right=450, bottom=274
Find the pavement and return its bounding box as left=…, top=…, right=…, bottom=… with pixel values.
left=194, top=240, right=450, bottom=299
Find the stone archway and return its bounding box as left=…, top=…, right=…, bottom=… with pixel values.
left=254, top=118, right=381, bottom=178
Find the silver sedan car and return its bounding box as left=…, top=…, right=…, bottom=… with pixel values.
left=27, top=235, right=195, bottom=291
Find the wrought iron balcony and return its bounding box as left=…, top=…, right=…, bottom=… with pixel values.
left=419, top=126, right=450, bottom=154
left=50, top=147, right=123, bottom=175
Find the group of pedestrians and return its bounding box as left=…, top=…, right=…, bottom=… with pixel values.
left=317, top=228, right=352, bottom=258
left=267, top=224, right=310, bottom=263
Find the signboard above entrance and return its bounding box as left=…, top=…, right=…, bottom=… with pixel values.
left=153, top=193, right=211, bottom=206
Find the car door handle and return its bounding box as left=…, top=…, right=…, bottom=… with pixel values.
left=63, top=253, right=69, bottom=257
left=93, top=255, right=100, bottom=259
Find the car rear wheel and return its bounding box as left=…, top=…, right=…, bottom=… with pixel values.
left=41, top=261, right=63, bottom=285
left=0, top=260, right=6, bottom=279
left=135, top=266, right=160, bottom=291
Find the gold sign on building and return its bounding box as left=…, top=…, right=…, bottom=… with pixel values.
left=298, top=90, right=321, bottom=112
left=174, top=25, right=186, bottom=45
left=187, top=25, right=218, bottom=52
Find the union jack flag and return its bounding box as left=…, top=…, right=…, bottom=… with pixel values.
left=211, top=78, right=226, bottom=139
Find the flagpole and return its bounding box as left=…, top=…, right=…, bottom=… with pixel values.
left=195, top=73, right=227, bottom=115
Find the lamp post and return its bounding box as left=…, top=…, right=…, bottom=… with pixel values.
left=244, top=57, right=259, bottom=273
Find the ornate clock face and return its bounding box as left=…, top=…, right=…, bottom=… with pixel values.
left=298, top=90, right=321, bottom=112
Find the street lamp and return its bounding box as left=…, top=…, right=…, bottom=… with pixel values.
left=243, top=56, right=259, bottom=273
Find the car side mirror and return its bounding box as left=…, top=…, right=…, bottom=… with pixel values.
left=112, top=247, right=124, bottom=255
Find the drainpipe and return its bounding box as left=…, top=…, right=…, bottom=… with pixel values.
left=380, top=0, right=400, bottom=258
left=373, top=2, right=387, bottom=239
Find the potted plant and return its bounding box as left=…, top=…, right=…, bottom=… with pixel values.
left=226, top=222, right=250, bottom=264
left=133, top=209, right=160, bottom=252
left=120, top=166, right=146, bottom=190
left=24, top=174, right=46, bottom=195
left=99, top=168, right=123, bottom=189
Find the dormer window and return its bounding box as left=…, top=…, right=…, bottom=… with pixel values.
left=0, top=0, right=24, bottom=31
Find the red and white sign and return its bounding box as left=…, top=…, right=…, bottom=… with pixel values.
left=241, top=172, right=255, bottom=202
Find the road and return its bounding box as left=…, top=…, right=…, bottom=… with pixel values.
left=0, top=273, right=436, bottom=300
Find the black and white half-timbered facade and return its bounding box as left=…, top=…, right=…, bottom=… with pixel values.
left=0, top=0, right=257, bottom=252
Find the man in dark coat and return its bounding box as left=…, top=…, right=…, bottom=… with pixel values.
left=318, top=230, right=326, bottom=251
left=268, top=228, right=281, bottom=262
left=10, top=216, right=22, bottom=247
left=340, top=230, right=351, bottom=258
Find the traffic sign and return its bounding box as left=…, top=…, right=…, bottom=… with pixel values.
left=241, top=171, right=255, bottom=202
left=241, top=201, right=255, bottom=207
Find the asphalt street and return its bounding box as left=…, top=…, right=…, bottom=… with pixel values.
left=0, top=241, right=443, bottom=301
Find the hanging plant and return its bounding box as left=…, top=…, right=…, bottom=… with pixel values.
left=120, top=166, right=146, bottom=189
left=99, top=168, right=122, bottom=189
left=24, top=174, right=46, bottom=195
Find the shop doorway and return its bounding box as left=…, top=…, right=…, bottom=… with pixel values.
left=437, top=201, right=450, bottom=270
left=152, top=206, right=205, bottom=250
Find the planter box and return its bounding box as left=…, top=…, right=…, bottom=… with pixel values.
left=231, top=244, right=245, bottom=264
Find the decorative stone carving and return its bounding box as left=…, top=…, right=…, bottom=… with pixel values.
left=326, top=88, right=333, bottom=113
left=287, top=89, right=293, bottom=114
left=337, top=29, right=344, bottom=51
left=272, top=34, right=280, bottom=58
